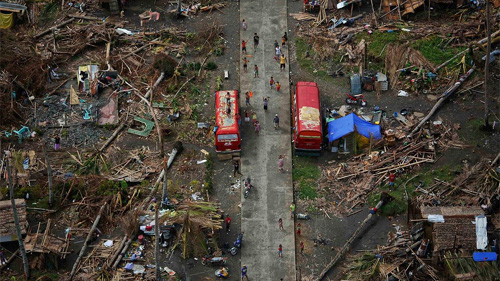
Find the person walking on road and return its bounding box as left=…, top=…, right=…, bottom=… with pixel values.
left=241, top=265, right=249, bottom=280
left=243, top=57, right=249, bottom=72
left=278, top=244, right=283, bottom=258
left=225, top=214, right=231, bottom=233
left=280, top=54, right=287, bottom=72
left=276, top=81, right=281, bottom=92
left=279, top=218, right=284, bottom=230
left=270, top=76, right=275, bottom=89
left=244, top=110, right=250, bottom=123
left=273, top=114, right=280, bottom=129
left=274, top=46, right=281, bottom=61
left=254, top=121, right=260, bottom=135
left=242, top=40, right=247, bottom=54
left=254, top=65, right=259, bottom=78
left=290, top=203, right=295, bottom=219
left=283, top=32, right=288, bottom=47
left=253, top=33, right=260, bottom=51
left=278, top=155, right=285, bottom=172
left=297, top=222, right=301, bottom=236
left=233, top=159, right=241, bottom=177
left=242, top=19, right=247, bottom=31
left=251, top=111, right=257, bottom=123
left=263, top=97, right=269, bottom=111
left=300, top=241, right=304, bottom=254
left=242, top=93, right=249, bottom=109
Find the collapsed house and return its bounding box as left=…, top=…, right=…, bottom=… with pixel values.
left=0, top=199, right=27, bottom=243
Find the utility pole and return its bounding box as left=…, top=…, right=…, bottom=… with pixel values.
left=161, top=156, right=168, bottom=207
left=42, top=141, right=53, bottom=206
left=155, top=204, right=162, bottom=281
left=6, top=159, right=30, bottom=280
left=177, top=0, right=182, bottom=16
left=484, top=0, right=491, bottom=128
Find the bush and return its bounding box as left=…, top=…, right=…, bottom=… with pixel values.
left=153, top=54, right=178, bottom=77
left=205, top=61, right=218, bottom=70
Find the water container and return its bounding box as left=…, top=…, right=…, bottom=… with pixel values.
left=350, top=74, right=362, bottom=94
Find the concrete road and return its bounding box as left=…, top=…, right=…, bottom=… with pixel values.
left=240, top=0, right=296, bottom=280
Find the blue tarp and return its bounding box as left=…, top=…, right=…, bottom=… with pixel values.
left=328, top=113, right=381, bottom=142
left=473, top=252, right=497, bottom=262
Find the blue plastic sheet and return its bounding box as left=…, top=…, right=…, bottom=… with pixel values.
left=328, top=113, right=381, bottom=142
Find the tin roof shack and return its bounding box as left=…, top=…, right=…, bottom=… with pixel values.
left=0, top=199, right=27, bottom=243
left=420, top=206, right=484, bottom=254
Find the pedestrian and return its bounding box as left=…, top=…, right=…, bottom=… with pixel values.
left=251, top=111, right=257, bottom=123
left=254, top=65, right=259, bottom=78
left=278, top=244, right=283, bottom=257
left=245, top=91, right=251, bottom=107
left=274, top=40, right=279, bottom=49
left=233, top=159, right=240, bottom=177
left=281, top=35, right=286, bottom=47
left=54, top=135, right=61, bottom=150
left=278, top=155, right=285, bottom=172
left=226, top=106, right=231, bottom=116
left=283, top=32, right=288, bottom=45
left=242, top=19, right=247, bottom=31
left=244, top=110, right=250, bottom=123
left=274, top=114, right=280, bottom=129
left=300, top=241, right=304, bottom=254
left=236, top=112, right=241, bottom=126
left=274, top=46, right=281, bottom=61
left=389, top=172, right=396, bottom=187
left=297, top=222, right=301, bottom=236
left=225, top=92, right=231, bottom=104
left=270, top=76, right=275, bottom=89
left=0, top=250, right=6, bottom=265
left=253, top=33, right=260, bottom=51
left=279, top=218, right=283, bottom=230
left=276, top=81, right=281, bottom=92
left=263, top=97, right=269, bottom=111
left=243, top=57, right=249, bottom=72
left=290, top=203, right=295, bottom=218
left=241, top=265, right=249, bottom=280
left=280, top=54, right=287, bottom=72
left=242, top=40, right=247, bottom=54
left=225, top=214, right=231, bottom=233
left=254, top=121, right=260, bottom=134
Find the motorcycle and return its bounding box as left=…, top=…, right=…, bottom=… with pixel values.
left=244, top=177, right=253, bottom=198
left=229, top=233, right=243, bottom=256
left=215, top=267, right=229, bottom=278
left=201, top=255, right=227, bottom=266
left=345, top=93, right=367, bottom=107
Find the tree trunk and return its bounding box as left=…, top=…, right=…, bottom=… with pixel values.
left=69, top=203, right=106, bottom=280
left=6, top=160, right=30, bottom=280
left=484, top=0, right=491, bottom=128
left=42, top=142, right=53, bottom=206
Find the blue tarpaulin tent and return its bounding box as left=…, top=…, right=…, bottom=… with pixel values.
left=328, top=113, right=381, bottom=142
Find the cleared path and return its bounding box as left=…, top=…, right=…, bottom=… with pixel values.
left=240, top=0, right=296, bottom=280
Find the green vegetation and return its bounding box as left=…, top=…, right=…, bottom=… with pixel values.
left=293, top=156, right=320, bottom=200
left=205, top=61, right=218, bottom=70
left=410, top=35, right=466, bottom=65
left=343, top=253, right=380, bottom=280
left=355, top=31, right=401, bottom=58
left=295, top=37, right=339, bottom=82
left=215, top=75, right=223, bottom=90
left=459, top=118, right=490, bottom=147
left=367, top=165, right=459, bottom=216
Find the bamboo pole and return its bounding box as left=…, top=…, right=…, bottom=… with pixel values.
left=34, top=18, right=75, bottom=38
left=6, top=160, right=30, bottom=279
left=41, top=142, right=53, bottom=206
left=484, top=0, right=491, bottom=128
left=69, top=203, right=107, bottom=280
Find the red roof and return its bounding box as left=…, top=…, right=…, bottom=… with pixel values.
left=295, top=82, right=321, bottom=133
left=215, top=90, right=239, bottom=134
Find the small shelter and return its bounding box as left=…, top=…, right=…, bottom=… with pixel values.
left=0, top=199, right=27, bottom=242
left=327, top=113, right=381, bottom=152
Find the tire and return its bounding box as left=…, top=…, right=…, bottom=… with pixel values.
left=230, top=247, right=238, bottom=256
left=361, top=100, right=367, bottom=107
left=201, top=259, right=207, bottom=266
left=345, top=98, right=352, bottom=104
